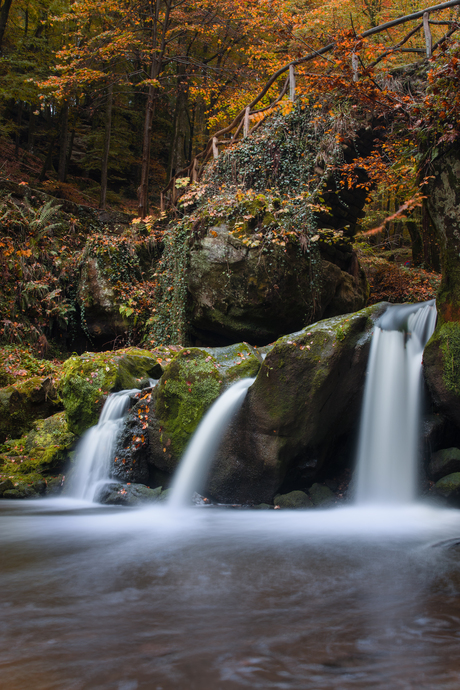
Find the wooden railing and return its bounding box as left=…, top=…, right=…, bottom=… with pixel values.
left=160, top=0, right=460, bottom=211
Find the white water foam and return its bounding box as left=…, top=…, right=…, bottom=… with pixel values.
left=168, top=377, right=255, bottom=507
left=355, top=300, right=437, bottom=505
left=70, top=389, right=140, bottom=501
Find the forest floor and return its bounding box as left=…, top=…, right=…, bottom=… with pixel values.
left=356, top=242, right=440, bottom=305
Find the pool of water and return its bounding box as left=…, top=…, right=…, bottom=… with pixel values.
left=2, top=500, right=460, bottom=689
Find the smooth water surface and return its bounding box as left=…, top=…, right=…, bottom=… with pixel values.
left=2, top=500, right=460, bottom=689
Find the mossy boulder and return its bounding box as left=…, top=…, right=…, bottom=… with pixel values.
left=434, top=472, right=460, bottom=505
left=59, top=347, right=165, bottom=435
left=308, top=482, right=335, bottom=507
left=206, top=342, right=262, bottom=383
left=428, top=448, right=460, bottom=482
left=424, top=322, right=460, bottom=427
left=97, top=481, right=163, bottom=506
left=111, top=343, right=261, bottom=486
left=274, top=490, right=313, bottom=509
left=0, top=376, right=61, bottom=442
left=188, top=223, right=368, bottom=346
left=206, top=303, right=388, bottom=504
left=0, top=412, right=76, bottom=492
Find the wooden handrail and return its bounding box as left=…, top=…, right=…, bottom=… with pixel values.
left=161, top=0, right=460, bottom=210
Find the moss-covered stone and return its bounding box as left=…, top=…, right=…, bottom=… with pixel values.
left=0, top=411, right=76, bottom=490
left=274, top=490, right=313, bottom=509
left=434, top=472, right=460, bottom=505
left=59, top=347, right=164, bottom=435
left=0, top=478, right=14, bottom=495
left=207, top=302, right=388, bottom=504
left=308, top=482, right=335, bottom=507
left=0, top=376, right=61, bottom=442
left=428, top=447, right=460, bottom=482
left=424, top=321, right=460, bottom=427
left=150, top=348, right=223, bottom=470
left=206, top=342, right=261, bottom=382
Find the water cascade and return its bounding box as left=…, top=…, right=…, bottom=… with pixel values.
left=70, top=389, right=140, bottom=501
left=355, top=300, right=437, bottom=504
left=168, top=377, right=255, bottom=507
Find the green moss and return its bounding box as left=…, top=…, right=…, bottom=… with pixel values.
left=156, top=348, right=222, bottom=456
left=0, top=411, right=75, bottom=488
left=207, top=343, right=261, bottom=382
left=59, top=347, right=163, bottom=435
left=438, top=321, right=460, bottom=396
left=0, top=346, right=60, bottom=388
left=0, top=376, right=60, bottom=441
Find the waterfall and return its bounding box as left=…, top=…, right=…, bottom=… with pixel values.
left=70, top=389, right=140, bottom=501
left=355, top=300, right=437, bottom=505
left=168, top=378, right=255, bottom=507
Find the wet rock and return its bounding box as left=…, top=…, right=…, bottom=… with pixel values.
left=0, top=412, right=76, bottom=488
left=206, top=303, right=388, bottom=504
left=0, top=376, right=61, bottom=442
left=424, top=322, right=460, bottom=428
left=308, top=483, right=335, bottom=507
left=0, top=478, right=14, bottom=495
left=97, top=482, right=163, bottom=506
left=428, top=448, right=460, bottom=482
left=59, top=347, right=165, bottom=435
left=253, top=503, right=273, bottom=510
left=274, top=490, right=313, bottom=509
left=433, top=472, right=460, bottom=505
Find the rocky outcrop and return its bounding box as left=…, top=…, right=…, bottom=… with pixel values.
left=0, top=376, right=61, bottom=442
left=423, top=322, right=460, bottom=428
left=0, top=411, right=76, bottom=495
left=113, top=305, right=385, bottom=503
left=205, top=303, right=387, bottom=503
left=59, top=347, right=166, bottom=436
left=188, top=223, right=369, bottom=345
left=111, top=344, right=262, bottom=485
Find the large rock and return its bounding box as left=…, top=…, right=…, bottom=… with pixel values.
left=0, top=412, right=75, bottom=494
left=205, top=303, right=387, bottom=504
left=0, top=376, right=61, bottom=442
left=428, top=448, right=460, bottom=482
left=433, top=472, right=460, bottom=506
left=188, top=222, right=368, bottom=345
left=423, top=322, right=460, bottom=427
left=111, top=344, right=262, bottom=485
left=59, top=347, right=166, bottom=436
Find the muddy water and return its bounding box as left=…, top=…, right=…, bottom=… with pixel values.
left=2, top=500, right=460, bottom=689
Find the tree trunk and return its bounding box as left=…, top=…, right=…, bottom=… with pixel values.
left=138, top=84, right=156, bottom=218
left=15, top=101, right=23, bottom=158
left=406, top=218, right=423, bottom=266
left=169, top=70, right=190, bottom=178
left=58, top=103, right=69, bottom=183
left=99, top=83, right=113, bottom=210
left=0, top=0, right=14, bottom=52
left=426, top=144, right=460, bottom=323
left=39, top=133, right=56, bottom=181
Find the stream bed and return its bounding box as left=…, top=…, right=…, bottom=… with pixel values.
left=2, top=499, right=460, bottom=689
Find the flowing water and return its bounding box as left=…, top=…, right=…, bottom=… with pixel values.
left=3, top=301, right=460, bottom=689
left=168, top=378, right=255, bottom=507
left=355, top=300, right=437, bottom=504
left=70, top=389, right=140, bottom=501
left=2, top=501, right=460, bottom=689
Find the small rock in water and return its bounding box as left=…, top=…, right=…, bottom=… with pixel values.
left=273, top=490, right=313, bottom=509
left=97, top=482, right=163, bottom=506
left=308, top=483, right=335, bottom=507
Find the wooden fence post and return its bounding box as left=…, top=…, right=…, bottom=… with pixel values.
left=191, top=158, right=198, bottom=182
left=352, top=53, right=359, bottom=82
left=423, top=12, right=432, bottom=57
left=289, top=64, right=296, bottom=101
left=244, top=107, right=250, bottom=137
left=212, top=137, right=219, bottom=160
